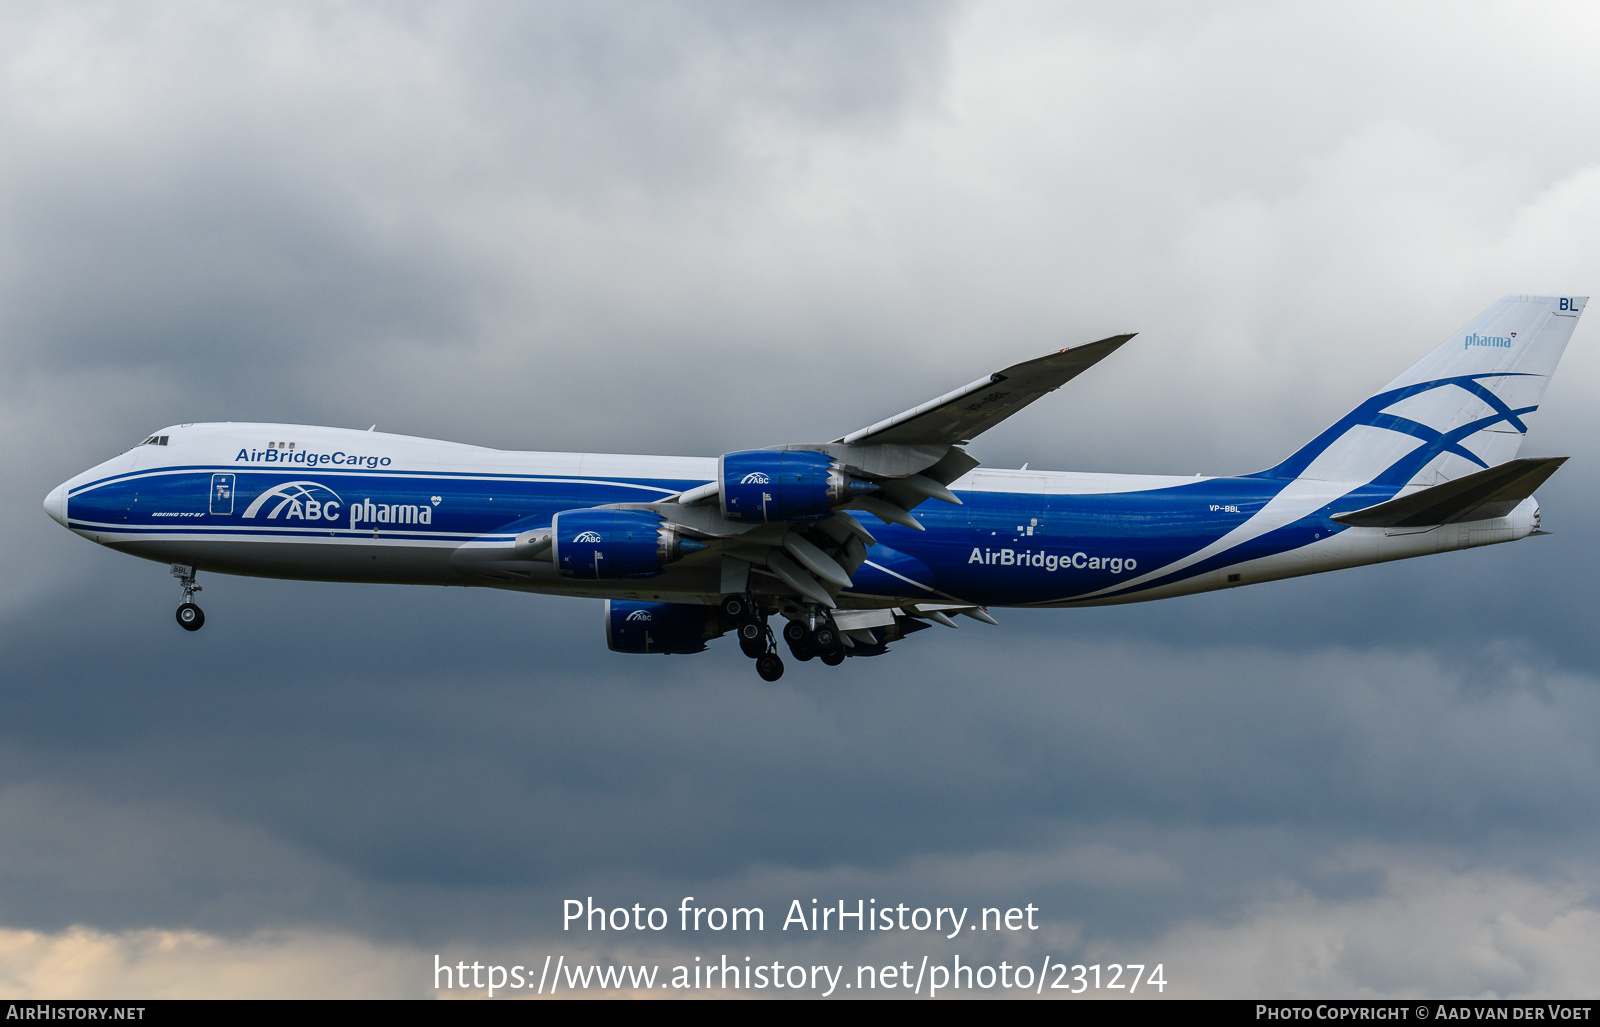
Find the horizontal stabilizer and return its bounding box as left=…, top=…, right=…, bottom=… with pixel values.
left=838, top=334, right=1134, bottom=446
left=1331, top=456, right=1566, bottom=528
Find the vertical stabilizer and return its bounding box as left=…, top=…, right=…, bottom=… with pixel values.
left=1264, top=295, right=1585, bottom=486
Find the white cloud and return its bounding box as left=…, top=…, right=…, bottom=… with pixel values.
left=1149, top=855, right=1600, bottom=998
left=0, top=925, right=423, bottom=999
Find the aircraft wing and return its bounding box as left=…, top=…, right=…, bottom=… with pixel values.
left=469, top=333, right=1135, bottom=622
left=836, top=333, right=1135, bottom=446
left=637, top=334, right=1136, bottom=612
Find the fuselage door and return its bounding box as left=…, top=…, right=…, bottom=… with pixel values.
left=210, top=474, right=236, bottom=515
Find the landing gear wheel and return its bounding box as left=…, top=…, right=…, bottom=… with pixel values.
left=737, top=620, right=767, bottom=659
left=755, top=653, right=785, bottom=682
left=812, top=625, right=838, bottom=652
left=176, top=603, right=205, bottom=631
left=820, top=650, right=844, bottom=667
left=783, top=619, right=818, bottom=661
left=721, top=594, right=750, bottom=621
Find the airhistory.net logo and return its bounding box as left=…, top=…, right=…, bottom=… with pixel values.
left=1464, top=331, right=1516, bottom=350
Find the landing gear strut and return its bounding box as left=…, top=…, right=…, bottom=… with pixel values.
left=172, top=564, right=204, bottom=631
left=727, top=595, right=784, bottom=681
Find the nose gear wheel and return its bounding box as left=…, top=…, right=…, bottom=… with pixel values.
left=176, top=603, right=204, bottom=631
left=171, top=564, right=205, bottom=632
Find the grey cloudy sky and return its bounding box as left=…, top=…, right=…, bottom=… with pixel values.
left=4, top=0, right=1600, bottom=998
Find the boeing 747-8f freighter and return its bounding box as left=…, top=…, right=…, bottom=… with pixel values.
left=44, top=295, right=1584, bottom=680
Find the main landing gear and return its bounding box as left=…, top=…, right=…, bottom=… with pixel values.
left=783, top=609, right=844, bottom=666
left=172, top=564, right=205, bottom=631
left=755, top=652, right=784, bottom=682
left=726, top=591, right=857, bottom=678
left=724, top=596, right=848, bottom=681
left=725, top=593, right=784, bottom=682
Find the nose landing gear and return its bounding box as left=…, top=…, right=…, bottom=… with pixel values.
left=172, top=564, right=204, bottom=632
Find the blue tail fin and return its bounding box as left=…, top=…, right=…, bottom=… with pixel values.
left=1263, top=295, right=1585, bottom=486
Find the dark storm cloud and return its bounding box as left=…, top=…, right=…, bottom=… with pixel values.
left=0, top=0, right=954, bottom=423
left=5, top=0, right=1600, bottom=997
left=3, top=553, right=1599, bottom=954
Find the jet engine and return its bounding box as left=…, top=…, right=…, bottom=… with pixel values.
left=606, top=600, right=723, bottom=654
left=719, top=450, right=874, bottom=523
left=552, top=509, right=707, bottom=579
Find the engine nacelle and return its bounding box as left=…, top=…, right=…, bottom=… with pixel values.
left=553, top=509, right=705, bottom=579
left=606, top=600, right=722, bottom=654
left=720, top=450, right=855, bottom=523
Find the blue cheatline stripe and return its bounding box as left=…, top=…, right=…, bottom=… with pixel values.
left=1368, top=405, right=1535, bottom=486
left=68, top=465, right=695, bottom=496
left=1259, top=373, right=1538, bottom=480
left=1068, top=373, right=1545, bottom=605
left=1062, top=511, right=1338, bottom=604
left=72, top=524, right=481, bottom=544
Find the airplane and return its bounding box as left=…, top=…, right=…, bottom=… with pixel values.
left=43, top=294, right=1585, bottom=681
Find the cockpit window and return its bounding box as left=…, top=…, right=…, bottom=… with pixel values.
left=139, top=435, right=169, bottom=446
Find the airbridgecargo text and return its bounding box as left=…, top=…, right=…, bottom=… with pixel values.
left=969, top=548, right=1136, bottom=573
left=234, top=448, right=391, bottom=468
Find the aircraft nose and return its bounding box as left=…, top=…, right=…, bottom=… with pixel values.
left=43, top=482, right=68, bottom=527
